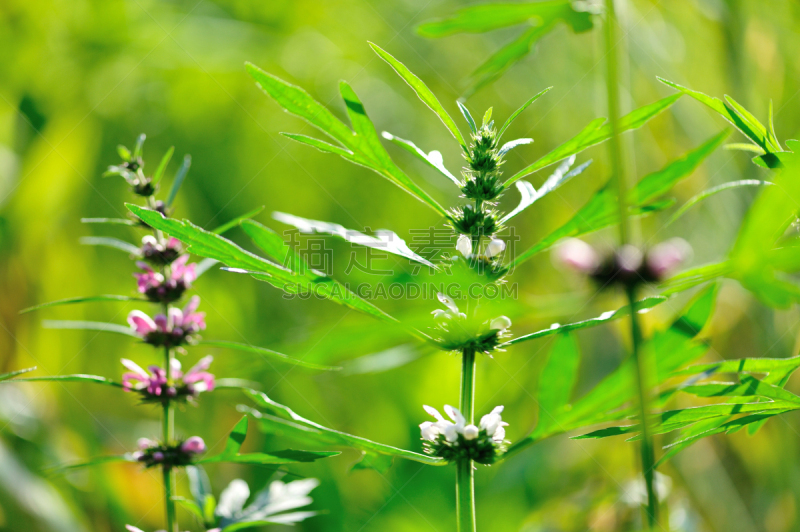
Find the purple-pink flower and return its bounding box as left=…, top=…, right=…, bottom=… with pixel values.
left=181, top=436, right=206, bottom=455
left=135, top=255, right=197, bottom=303
left=127, top=296, right=206, bottom=347
left=140, top=235, right=182, bottom=265
left=121, top=356, right=215, bottom=399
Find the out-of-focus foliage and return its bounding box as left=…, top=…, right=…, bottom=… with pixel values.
left=3, top=1, right=800, bottom=531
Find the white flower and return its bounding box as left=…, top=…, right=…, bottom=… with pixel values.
left=421, top=404, right=464, bottom=443
left=485, top=238, right=505, bottom=258
left=621, top=472, right=672, bottom=507
left=456, top=234, right=472, bottom=257
left=479, top=405, right=508, bottom=443
left=432, top=293, right=466, bottom=322
left=463, top=424, right=479, bottom=440
left=490, top=316, right=512, bottom=332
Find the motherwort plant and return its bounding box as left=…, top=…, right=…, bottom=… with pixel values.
left=127, top=38, right=736, bottom=529
left=3, top=136, right=340, bottom=532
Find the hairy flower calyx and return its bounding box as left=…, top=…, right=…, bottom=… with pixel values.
left=132, top=436, right=206, bottom=468
left=431, top=293, right=511, bottom=354
left=420, top=405, right=509, bottom=464
left=449, top=204, right=500, bottom=237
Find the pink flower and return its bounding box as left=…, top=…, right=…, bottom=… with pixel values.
left=646, top=238, right=691, bottom=278
left=140, top=235, right=182, bottom=265
left=181, top=355, right=215, bottom=393
left=126, top=297, right=205, bottom=347
left=555, top=238, right=600, bottom=273
left=121, top=359, right=171, bottom=396
left=134, top=255, right=197, bottom=303
left=181, top=436, right=206, bottom=455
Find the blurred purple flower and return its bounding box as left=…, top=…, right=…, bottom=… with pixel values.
left=181, top=436, right=206, bottom=455
left=135, top=255, right=197, bottom=303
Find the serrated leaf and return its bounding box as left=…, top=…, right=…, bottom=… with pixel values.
left=381, top=131, right=460, bottom=186
left=166, top=154, right=191, bottom=207
left=273, top=211, right=436, bottom=269
left=152, top=146, right=174, bottom=186
left=369, top=43, right=466, bottom=149
left=20, top=295, right=146, bottom=314
left=682, top=375, right=800, bottom=404
left=240, top=219, right=308, bottom=274
left=243, top=389, right=445, bottom=468
left=247, top=63, right=447, bottom=216
left=42, top=320, right=138, bottom=337
left=127, top=205, right=399, bottom=325
left=505, top=296, right=666, bottom=346
left=498, top=137, right=533, bottom=155
left=504, top=94, right=681, bottom=188
left=80, top=236, right=141, bottom=256
left=199, top=340, right=340, bottom=371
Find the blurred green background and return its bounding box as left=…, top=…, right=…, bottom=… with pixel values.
left=2, top=0, right=800, bottom=530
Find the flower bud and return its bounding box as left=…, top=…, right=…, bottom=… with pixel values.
left=152, top=452, right=165, bottom=462
left=456, top=235, right=472, bottom=257
left=490, top=316, right=512, bottom=331
left=485, top=238, right=505, bottom=258
left=137, top=438, right=156, bottom=450
left=645, top=238, right=690, bottom=279
left=180, top=436, right=206, bottom=455
left=463, top=424, right=480, bottom=440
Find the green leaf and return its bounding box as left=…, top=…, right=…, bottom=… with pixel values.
left=8, top=374, right=125, bottom=388
left=674, top=356, right=800, bottom=378
left=198, top=340, right=341, bottom=371
left=535, top=334, right=580, bottom=435
left=127, top=204, right=399, bottom=325
left=417, top=1, right=592, bottom=38
left=152, top=146, right=174, bottom=186
left=186, top=465, right=212, bottom=509
left=20, top=295, right=147, bottom=314
left=240, top=219, right=308, bottom=274
left=511, top=130, right=727, bottom=268
left=497, top=87, right=551, bottom=140
left=195, top=258, right=219, bottom=278
left=505, top=296, right=666, bottom=346
left=343, top=344, right=433, bottom=375
left=79, top=236, right=141, bottom=256
left=211, top=206, right=266, bottom=235
left=173, top=497, right=205, bottom=522
left=382, top=131, right=460, bottom=186
left=457, top=101, right=477, bottom=133
left=482, top=107, right=493, bottom=127
left=504, top=94, right=681, bottom=188
left=768, top=99, right=781, bottom=150
left=132, top=134, right=146, bottom=159
left=499, top=156, right=591, bottom=224
left=166, top=154, right=192, bottom=207
left=658, top=78, right=779, bottom=154
left=47, top=455, right=131, bottom=475
left=199, top=416, right=338, bottom=465
left=42, top=320, right=138, bottom=337
left=369, top=42, right=466, bottom=149
left=243, top=389, right=446, bottom=468
left=660, top=261, right=732, bottom=295
left=682, top=375, right=800, bottom=404
left=668, top=179, right=772, bottom=225
left=0, top=367, right=36, bottom=382
left=273, top=211, right=436, bottom=268
left=724, top=143, right=765, bottom=154
left=116, top=144, right=131, bottom=161
left=247, top=63, right=447, bottom=216
left=80, top=217, right=136, bottom=226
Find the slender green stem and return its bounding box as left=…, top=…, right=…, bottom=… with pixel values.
left=162, top=310, right=177, bottom=531
left=456, top=347, right=477, bottom=532
left=605, top=1, right=659, bottom=529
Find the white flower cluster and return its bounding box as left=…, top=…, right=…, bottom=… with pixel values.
left=420, top=404, right=508, bottom=464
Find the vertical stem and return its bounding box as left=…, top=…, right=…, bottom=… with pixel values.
left=456, top=347, right=477, bottom=532
left=162, top=313, right=177, bottom=532
left=605, top=1, right=659, bottom=529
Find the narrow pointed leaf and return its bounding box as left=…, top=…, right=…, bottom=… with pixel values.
left=21, top=295, right=146, bottom=314
left=152, top=146, right=174, bottom=185
left=668, top=180, right=772, bottom=225
left=42, top=320, right=137, bottom=337
left=81, top=218, right=136, bottom=226
left=9, top=374, right=125, bottom=388
left=504, top=94, right=681, bottom=188
left=0, top=367, right=36, bottom=382
left=80, top=236, right=141, bottom=256
left=166, top=154, right=191, bottom=207
left=199, top=340, right=341, bottom=371
left=212, top=206, right=266, bottom=235
left=369, top=42, right=466, bottom=149
left=497, top=87, right=551, bottom=140
left=381, top=132, right=460, bottom=186
left=457, top=101, right=477, bottom=133
left=498, top=138, right=533, bottom=155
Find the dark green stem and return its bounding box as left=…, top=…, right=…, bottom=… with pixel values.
left=456, top=347, right=476, bottom=532
left=162, top=313, right=177, bottom=531
left=605, top=0, right=659, bottom=528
